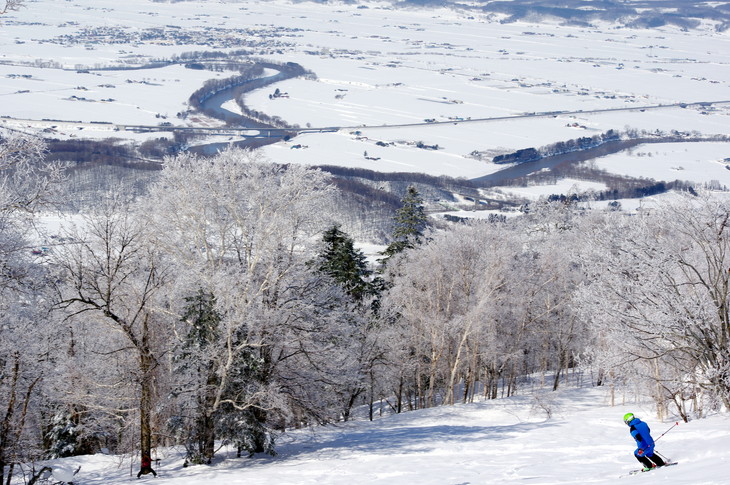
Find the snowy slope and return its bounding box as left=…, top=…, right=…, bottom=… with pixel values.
left=30, top=386, right=730, bottom=485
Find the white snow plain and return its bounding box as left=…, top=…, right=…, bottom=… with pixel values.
left=1, top=0, right=729, bottom=185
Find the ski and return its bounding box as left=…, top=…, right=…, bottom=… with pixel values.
left=628, top=462, right=678, bottom=476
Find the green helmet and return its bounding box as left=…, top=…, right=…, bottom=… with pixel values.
left=623, top=413, right=635, bottom=425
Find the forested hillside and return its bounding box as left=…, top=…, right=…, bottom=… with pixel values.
left=2, top=133, right=729, bottom=484
left=3, top=0, right=730, bottom=481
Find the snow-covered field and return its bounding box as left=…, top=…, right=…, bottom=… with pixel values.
left=1, top=0, right=729, bottom=186
left=593, top=142, right=730, bottom=185
left=32, top=385, right=730, bottom=485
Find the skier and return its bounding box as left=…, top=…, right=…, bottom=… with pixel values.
left=623, top=413, right=666, bottom=471
left=137, top=454, right=157, bottom=479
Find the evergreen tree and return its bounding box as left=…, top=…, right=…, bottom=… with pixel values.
left=174, top=289, right=221, bottom=465
left=317, top=224, right=372, bottom=301
left=314, top=225, right=389, bottom=421
left=45, top=412, right=81, bottom=459
left=381, top=185, right=428, bottom=260
left=180, top=289, right=220, bottom=352
left=173, top=289, right=275, bottom=461
left=213, top=325, right=272, bottom=458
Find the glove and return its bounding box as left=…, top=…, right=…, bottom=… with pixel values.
left=637, top=449, right=644, bottom=456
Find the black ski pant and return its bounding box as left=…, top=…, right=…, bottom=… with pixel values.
left=137, top=467, right=157, bottom=478
left=636, top=452, right=665, bottom=468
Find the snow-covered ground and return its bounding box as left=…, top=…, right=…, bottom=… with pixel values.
left=28, top=385, right=730, bottom=485
left=592, top=142, right=730, bottom=186
left=1, top=0, right=729, bottom=187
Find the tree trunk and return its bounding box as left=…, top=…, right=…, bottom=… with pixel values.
left=4, top=464, right=14, bottom=485
left=414, top=367, right=421, bottom=410
left=0, top=356, right=20, bottom=485
left=139, top=376, right=152, bottom=467
left=446, top=327, right=470, bottom=405
left=427, top=349, right=439, bottom=408
left=199, top=370, right=218, bottom=463
left=139, top=316, right=154, bottom=471
left=552, top=349, right=566, bottom=391
left=368, top=371, right=375, bottom=421
left=343, top=391, right=360, bottom=422
left=200, top=411, right=215, bottom=463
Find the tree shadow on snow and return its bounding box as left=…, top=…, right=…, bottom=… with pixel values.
left=275, top=419, right=559, bottom=460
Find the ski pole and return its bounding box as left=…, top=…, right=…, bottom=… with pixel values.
left=655, top=451, right=672, bottom=463
left=654, top=421, right=680, bottom=443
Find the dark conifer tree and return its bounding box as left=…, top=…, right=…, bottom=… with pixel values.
left=174, top=289, right=274, bottom=461
left=174, top=289, right=221, bottom=465
left=317, top=224, right=372, bottom=301
left=381, top=185, right=428, bottom=260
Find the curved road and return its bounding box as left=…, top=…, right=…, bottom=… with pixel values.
left=122, top=98, right=730, bottom=136
left=4, top=100, right=727, bottom=142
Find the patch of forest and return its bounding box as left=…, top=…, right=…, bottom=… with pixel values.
left=474, top=131, right=730, bottom=201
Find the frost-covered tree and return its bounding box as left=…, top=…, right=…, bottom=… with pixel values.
left=0, top=292, right=55, bottom=483
left=514, top=199, right=589, bottom=391
left=577, top=193, right=730, bottom=416
left=45, top=412, right=84, bottom=459
left=52, top=193, right=171, bottom=473
left=145, top=148, right=359, bottom=459
left=172, top=289, right=221, bottom=464
left=378, top=199, right=595, bottom=408
left=380, top=221, right=511, bottom=408
left=312, top=224, right=382, bottom=420
left=0, top=132, right=66, bottom=483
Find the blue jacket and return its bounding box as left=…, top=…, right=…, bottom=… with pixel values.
left=628, top=417, right=655, bottom=454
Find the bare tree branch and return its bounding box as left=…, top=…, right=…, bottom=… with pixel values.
left=1, top=0, right=25, bottom=15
